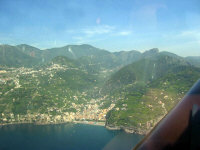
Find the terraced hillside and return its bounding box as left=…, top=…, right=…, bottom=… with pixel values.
left=104, top=56, right=200, bottom=134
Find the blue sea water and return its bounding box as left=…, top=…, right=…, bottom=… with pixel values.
left=0, top=123, right=143, bottom=150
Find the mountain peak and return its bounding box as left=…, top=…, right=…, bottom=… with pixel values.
left=143, top=48, right=159, bottom=57
left=145, top=48, right=159, bottom=53
left=16, top=44, right=40, bottom=50
left=0, top=44, right=14, bottom=48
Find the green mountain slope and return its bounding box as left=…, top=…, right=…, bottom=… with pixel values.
left=16, top=44, right=43, bottom=59
left=0, top=45, right=39, bottom=67
left=0, top=56, right=97, bottom=116
left=0, top=44, right=144, bottom=69
left=104, top=54, right=189, bottom=93
left=45, top=44, right=111, bottom=61
left=105, top=56, right=200, bottom=133
left=112, top=50, right=142, bottom=66
left=185, top=56, right=200, bottom=68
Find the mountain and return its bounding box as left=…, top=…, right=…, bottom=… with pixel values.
left=0, top=44, right=198, bottom=69
left=104, top=54, right=189, bottom=93
left=185, top=56, right=200, bottom=68
left=16, top=44, right=43, bottom=59
left=46, top=44, right=110, bottom=59
left=142, top=48, right=159, bottom=57
left=0, top=44, right=143, bottom=69
left=51, top=56, right=77, bottom=67
left=46, top=45, right=144, bottom=72
left=104, top=55, right=200, bottom=133
left=0, top=43, right=200, bottom=134
left=0, top=45, right=39, bottom=67
left=105, top=66, right=200, bottom=133
left=112, top=50, right=142, bottom=66
left=0, top=56, right=98, bottom=116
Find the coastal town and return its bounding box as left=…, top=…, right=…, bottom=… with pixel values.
left=0, top=65, right=116, bottom=126
left=0, top=103, right=115, bottom=126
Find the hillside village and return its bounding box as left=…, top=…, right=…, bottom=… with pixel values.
left=0, top=65, right=116, bottom=126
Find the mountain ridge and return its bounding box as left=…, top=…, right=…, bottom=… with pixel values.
left=1, top=44, right=199, bottom=69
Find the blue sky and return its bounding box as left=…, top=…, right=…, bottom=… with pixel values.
left=0, top=0, right=200, bottom=56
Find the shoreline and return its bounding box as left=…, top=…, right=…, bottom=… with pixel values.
left=105, top=125, right=148, bottom=135
left=0, top=121, right=146, bottom=135
left=73, top=120, right=105, bottom=126
left=0, top=120, right=105, bottom=127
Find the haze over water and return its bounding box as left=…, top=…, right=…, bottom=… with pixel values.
left=0, top=123, right=143, bottom=150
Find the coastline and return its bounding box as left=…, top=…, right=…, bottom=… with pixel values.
left=73, top=120, right=105, bottom=126
left=0, top=120, right=105, bottom=128
left=105, top=125, right=149, bottom=135
left=0, top=121, right=147, bottom=135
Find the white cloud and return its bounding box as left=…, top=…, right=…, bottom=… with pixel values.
left=118, top=31, right=132, bottom=36
left=178, top=30, right=200, bottom=38
left=176, top=29, right=200, bottom=46
left=66, top=25, right=133, bottom=38
left=66, top=25, right=133, bottom=44
left=82, top=25, right=115, bottom=37
left=159, top=29, right=200, bottom=56
left=161, top=29, right=200, bottom=41
left=72, top=35, right=107, bottom=45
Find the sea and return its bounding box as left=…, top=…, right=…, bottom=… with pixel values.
left=0, top=123, right=143, bottom=150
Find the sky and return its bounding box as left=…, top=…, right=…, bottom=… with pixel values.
left=0, top=0, right=200, bottom=56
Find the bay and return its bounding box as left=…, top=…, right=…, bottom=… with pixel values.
left=0, top=123, right=143, bottom=150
